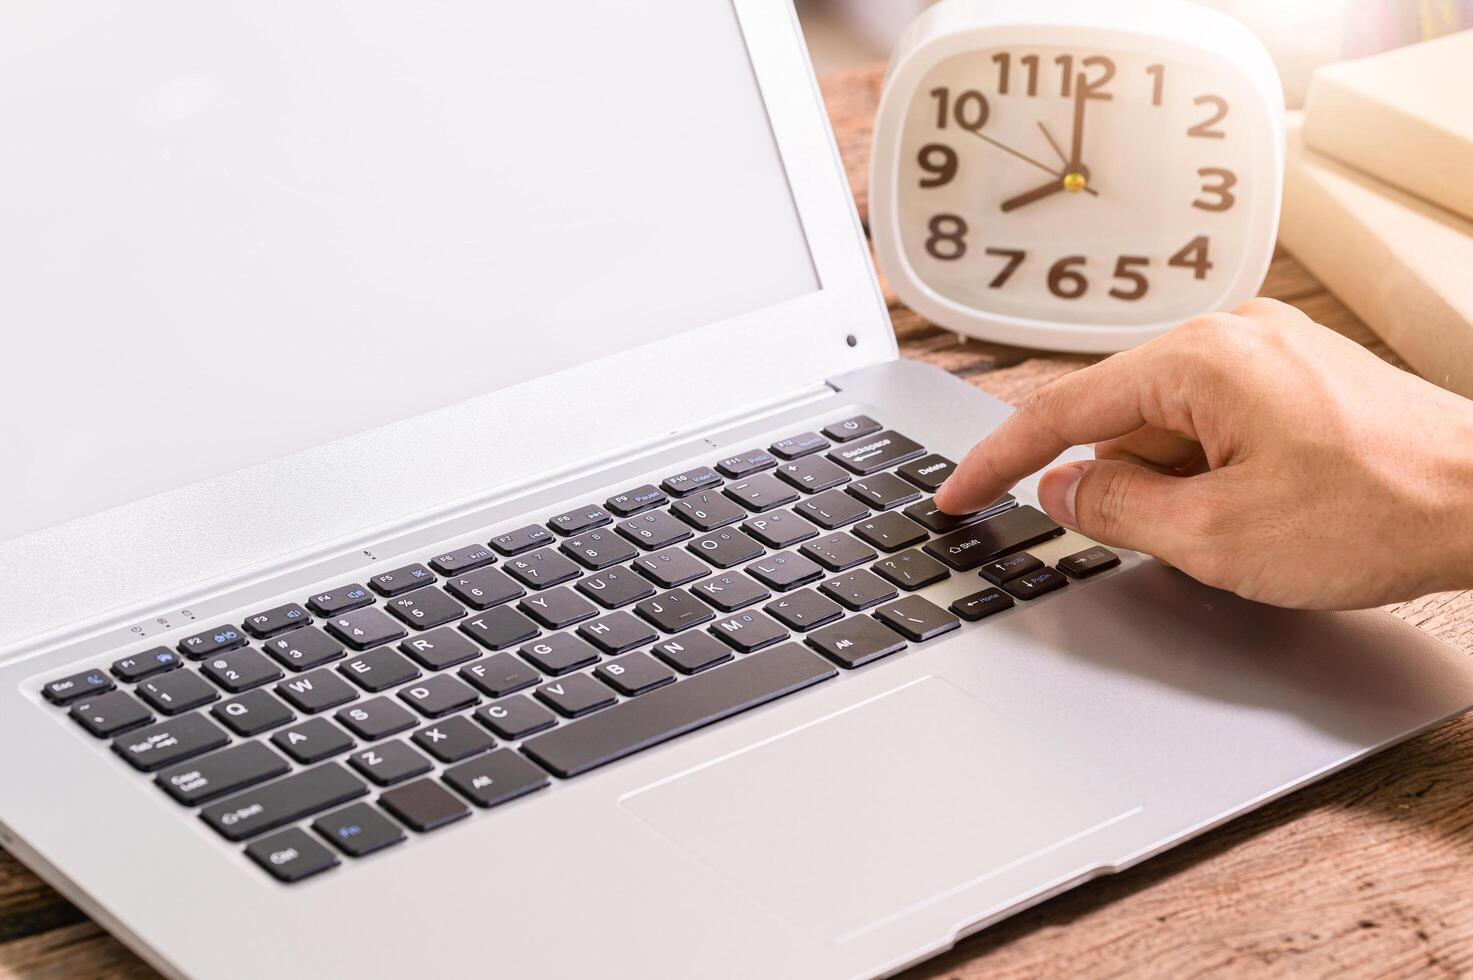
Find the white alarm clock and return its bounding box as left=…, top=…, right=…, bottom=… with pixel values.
left=869, top=0, right=1284, bottom=353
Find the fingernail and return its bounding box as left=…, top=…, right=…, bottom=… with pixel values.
left=1038, top=464, right=1085, bottom=529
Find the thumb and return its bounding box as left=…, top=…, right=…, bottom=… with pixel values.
left=1038, top=460, right=1196, bottom=561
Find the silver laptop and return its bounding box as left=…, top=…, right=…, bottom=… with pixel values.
left=3, top=3, right=1471, bottom=977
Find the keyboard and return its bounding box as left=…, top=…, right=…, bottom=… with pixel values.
left=37, top=415, right=1120, bottom=883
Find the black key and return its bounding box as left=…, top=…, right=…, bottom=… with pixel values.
left=475, top=695, right=558, bottom=740
left=616, top=510, right=692, bottom=551
left=548, top=504, right=612, bottom=536
left=852, top=512, right=929, bottom=553
left=745, top=551, right=824, bottom=592
left=272, top=717, right=355, bottom=764
left=770, top=431, right=830, bottom=460
left=800, top=532, right=877, bottom=571
left=519, top=586, right=598, bottom=630
left=444, top=750, right=550, bottom=808
left=202, top=762, right=367, bottom=842
left=874, top=595, right=961, bottom=642
left=522, top=643, right=836, bottom=778
left=262, top=627, right=345, bottom=672
left=819, top=569, right=898, bottom=611
left=399, top=626, right=481, bottom=671
left=821, top=415, right=882, bottom=442
left=325, top=607, right=407, bottom=651
left=461, top=605, right=541, bottom=650
left=378, top=778, right=470, bottom=833
left=794, top=488, right=869, bottom=530
left=923, top=505, right=1064, bottom=571
left=905, top=494, right=1017, bottom=533
left=519, top=633, right=600, bottom=676
left=413, top=715, right=496, bottom=763
left=70, top=691, right=152, bottom=737
left=276, top=669, right=359, bottom=714
left=368, top=563, right=436, bottom=597
left=578, top=611, right=659, bottom=655
left=661, top=465, right=722, bottom=498
left=504, top=547, right=582, bottom=590
left=651, top=632, right=733, bottom=675
left=688, top=528, right=764, bottom=569
left=716, top=448, right=777, bottom=479
left=156, top=742, right=289, bottom=806
left=605, top=484, right=667, bottom=517
left=764, top=588, right=844, bottom=632
left=111, top=648, right=182, bottom=683
left=1003, top=566, right=1070, bottom=600
left=242, top=603, right=311, bottom=640
left=669, top=490, right=746, bottom=532
left=335, top=696, right=417, bottom=741
left=314, top=802, right=406, bottom=857
left=872, top=550, right=951, bottom=591
left=307, top=584, right=373, bottom=617
left=444, top=566, right=524, bottom=610
left=460, top=654, right=541, bottom=698
left=631, top=587, right=714, bottom=634
left=775, top=456, right=850, bottom=493
left=827, top=430, right=926, bottom=475
left=42, top=668, right=113, bottom=705
left=723, top=473, right=799, bottom=512
left=246, top=828, right=339, bottom=882
left=561, top=528, right=639, bottom=570
left=631, top=547, right=710, bottom=588
left=114, top=714, right=230, bottom=772
left=1058, top=546, right=1121, bottom=579
left=897, top=454, right=958, bottom=492
left=710, top=610, right=789, bottom=653
left=535, top=673, right=618, bottom=718
left=213, top=689, right=296, bottom=736
left=339, top=647, right=420, bottom=693
left=577, top=566, right=656, bottom=608
left=742, top=509, right=819, bottom=549
left=177, top=624, right=247, bottom=660
left=398, top=674, right=480, bottom=718
left=807, top=616, right=908, bottom=669
left=594, top=652, right=677, bottom=696
left=200, top=648, right=283, bottom=694
left=979, top=551, right=1045, bottom=585
left=689, top=571, right=770, bottom=613
left=490, top=523, right=555, bottom=556
left=951, top=587, right=1015, bottom=622
left=386, top=587, right=466, bottom=630
left=846, top=472, right=922, bottom=511
left=138, top=670, right=219, bottom=714
left=348, top=740, right=433, bottom=786
left=429, top=543, right=497, bottom=576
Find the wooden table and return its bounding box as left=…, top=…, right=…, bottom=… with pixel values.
left=4, top=65, right=1471, bottom=979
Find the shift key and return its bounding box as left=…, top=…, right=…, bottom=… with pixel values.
left=922, top=505, right=1064, bottom=570
left=200, top=762, right=367, bottom=842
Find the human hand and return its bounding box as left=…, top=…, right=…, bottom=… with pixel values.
left=933, top=299, right=1473, bottom=609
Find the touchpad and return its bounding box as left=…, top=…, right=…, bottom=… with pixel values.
left=622, top=678, right=1142, bottom=943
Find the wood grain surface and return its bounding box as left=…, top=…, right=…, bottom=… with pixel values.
left=3, top=64, right=1470, bottom=980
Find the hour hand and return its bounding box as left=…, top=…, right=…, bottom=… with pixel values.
left=1000, top=178, right=1064, bottom=213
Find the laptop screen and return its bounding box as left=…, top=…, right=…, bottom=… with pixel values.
left=0, top=1, right=820, bottom=541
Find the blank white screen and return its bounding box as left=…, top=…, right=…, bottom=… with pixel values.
left=0, top=0, right=818, bottom=540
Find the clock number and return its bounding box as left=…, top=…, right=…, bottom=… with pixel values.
left=929, top=88, right=990, bottom=132
left=1047, top=256, right=1088, bottom=299
left=1055, top=54, right=1074, bottom=97
left=984, top=248, right=1025, bottom=288
left=992, top=52, right=1010, bottom=94
left=1078, top=56, right=1116, bottom=99
left=1108, top=256, right=1150, bottom=301
left=917, top=144, right=958, bottom=188
left=1168, top=236, right=1213, bottom=279
left=1187, top=96, right=1229, bottom=138
left=1019, top=54, right=1040, bottom=96
left=1193, top=167, right=1237, bottom=211
left=925, top=214, right=968, bottom=261
left=1146, top=64, right=1164, bottom=106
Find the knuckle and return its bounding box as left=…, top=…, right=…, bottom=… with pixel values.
left=1079, top=465, right=1141, bottom=535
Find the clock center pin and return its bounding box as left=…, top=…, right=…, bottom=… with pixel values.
left=1062, top=172, right=1088, bottom=193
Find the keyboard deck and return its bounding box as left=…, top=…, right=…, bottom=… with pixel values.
left=37, top=415, right=1120, bottom=882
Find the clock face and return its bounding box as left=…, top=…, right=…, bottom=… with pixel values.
left=896, top=45, right=1259, bottom=327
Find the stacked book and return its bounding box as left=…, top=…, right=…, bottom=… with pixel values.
left=1280, top=30, right=1473, bottom=398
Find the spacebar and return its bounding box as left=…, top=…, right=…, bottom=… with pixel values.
left=521, top=643, right=838, bottom=778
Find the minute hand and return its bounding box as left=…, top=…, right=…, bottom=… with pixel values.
left=1068, top=73, right=1088, bottom=169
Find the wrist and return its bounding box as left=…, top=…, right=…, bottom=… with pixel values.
left=1422, top=400, right=1473, bottom=594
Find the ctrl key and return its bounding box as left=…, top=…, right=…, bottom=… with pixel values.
left=246, top=828, right=339, bottom=883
